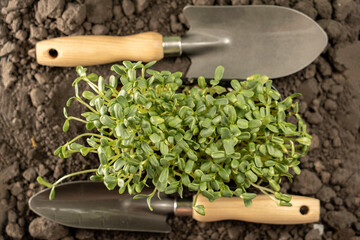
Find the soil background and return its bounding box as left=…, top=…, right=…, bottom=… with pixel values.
left=0, top=0, right=360, bottom=239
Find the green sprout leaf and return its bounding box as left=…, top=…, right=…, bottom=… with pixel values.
left=150, top=116, right=164, bottom=125
left=296, top=137, right=312, bottom=146
left=37, top=176, right=52, bottom=188
left=82, top=91, right=95, bottom=100
left=214, top=65, right=224, bottom=81
left=62, top=119, right=69, bottom=132
left=49, top=187, right=55, bottom=200
left=198, top=76, right=207, bottom=89
left=193, top=205, right=205, bottom=216
left=104, top=176, right=117, bottom=190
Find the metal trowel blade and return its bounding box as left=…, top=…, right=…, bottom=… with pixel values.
left=182, top=5, right=328, bottom=79
left=29, top=181, right=173, bottom=233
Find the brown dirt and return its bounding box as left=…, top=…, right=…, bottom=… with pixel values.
left=0, top=0, right=359, bottom=239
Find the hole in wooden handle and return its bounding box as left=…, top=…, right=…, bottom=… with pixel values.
left=48, top=48, right=58, bottom=58
left=300, top=205, right=309, bottom=215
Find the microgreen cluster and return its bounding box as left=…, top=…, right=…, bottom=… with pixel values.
left=37, top=61, right=311, bottom=215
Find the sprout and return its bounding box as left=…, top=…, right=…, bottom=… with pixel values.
left=37, top=61, right=311, bottom=216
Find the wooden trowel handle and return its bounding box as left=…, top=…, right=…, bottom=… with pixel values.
left=193, top=195, right=319, bottom=224
left=35, top=32, right=164, bottom=66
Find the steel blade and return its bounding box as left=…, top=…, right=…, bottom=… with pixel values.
left=182, top=5, right=328, bottom=79
left=29, top=181, right=174, bottom=233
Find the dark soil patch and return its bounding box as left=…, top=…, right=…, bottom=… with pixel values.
left=0, top=0, right=359, bottom=239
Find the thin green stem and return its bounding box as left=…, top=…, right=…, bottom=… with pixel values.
left=250, top=182, right=275, bottom=194
left=108, top=154, right=122, bottom=165
left=53, top=169, right=97, bottom=186
left=83, top=77, right=100, bottom=94
left=259, top=188, right=279, bottom=206
left=68, top=116, right=88, bottom=124
left=75, top=97, right=97, bottom=113
left=193, top=190, right=200, bottom=207
left=125, top=175, right=133, bottom=185
left=66, top=133, right=113, bottom=146
left=84, top=77, right=110, bottom=103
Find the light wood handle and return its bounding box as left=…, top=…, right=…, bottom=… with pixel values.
left=193, top=195, right=319, bottom=224
left=35, top=32, right=164, bottom=66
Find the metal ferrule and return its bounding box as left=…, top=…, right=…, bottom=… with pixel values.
left=174, top=199, right=193, bottom=216
left=162, top=36, right=182, bottom=57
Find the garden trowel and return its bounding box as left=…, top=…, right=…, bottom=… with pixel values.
left=29, top=181, right=320, bottom=233
left=35, top=5, right=327, bottom=79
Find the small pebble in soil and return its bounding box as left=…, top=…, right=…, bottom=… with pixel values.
left=310, top=134, right=320, bottom=150
left=10, top=182, right=23, bottom=196
left=305, top=111, right=323, bottom=125
left=332, top=136, right=341, bottom=147
left=7, top=209, right=17, bottom=223
left=29, top=88, right=46, bottom=107
left=6, top=222, right=25, bottom=239
left=37, top=163, right=49, bottom=176
left=135, top=19, right=145, bottom=30
left=333, top=0, right=354, bottom=21
left=22, top=167, right=37, bottom=182
left=56, top=3, right=86, bottom=35
left=324, top=210, right=357, bottom=229
left=324, top=99, right=337, bottom=112
left=227, top=226, right=241, bottom=239
left=331, top=168, right=352, bottom=186
left=297, top=78, right=319, bottom=104
left=314, top=0, right=333, bottom=19
left=0, top=41, right=18, bottom=57
left=244, top=231, right=259, bottom=240
left=122, top=0, right=135, bottom=17
left=92, top=24, right=109, bottom=35
left=332, top=73, right=345, bottom=84
left=135, top=0, right=149, bottom=13
left=0, top=183, right=9, bottom=200
left=34, top=72, right=49, bottom=85
left=320, top=172, right=331, bottom=184
left=113, top=5, right=124, bottom=20
left=318, top=19, right=346, bottom=43
left=35, top=0, right=65, bottom=21
left=292, top=169, right=322, bottom=195
left=304, top=64, right=316, bottom=79
left=330, top=84, right=344, bottom=95
left=1, top=59, right=17, bottom=88
left=294, top=1, right=318, bottom=19
left=29, top=217, right=69, bottom=240
left=316, top=186, right=336, bottom=202
left=0, top=162, right=19, bottom=183
left=332, top=197, right=343, bottom=206
left=317, top=57, right=332, bottom=77
left=14, top=29, right=28, bottom=41
left=305, top=229, right=321, bottom=240
left=85, top=0, right=113, bottom=24
left=30, top=25, right=48, bottom=40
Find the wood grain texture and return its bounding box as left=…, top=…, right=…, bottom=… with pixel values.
left=36, top=32, right=164, bottom=66
left=192, top=194, right=320, bottom=224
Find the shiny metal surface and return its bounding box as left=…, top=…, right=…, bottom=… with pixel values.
left=29, top=181, right=176, bottom=233
left=163, top=36, right=182, bottom=57
left=174, top=199, right=193, bottom=216
left=182, top=5, right=327, bottom=79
